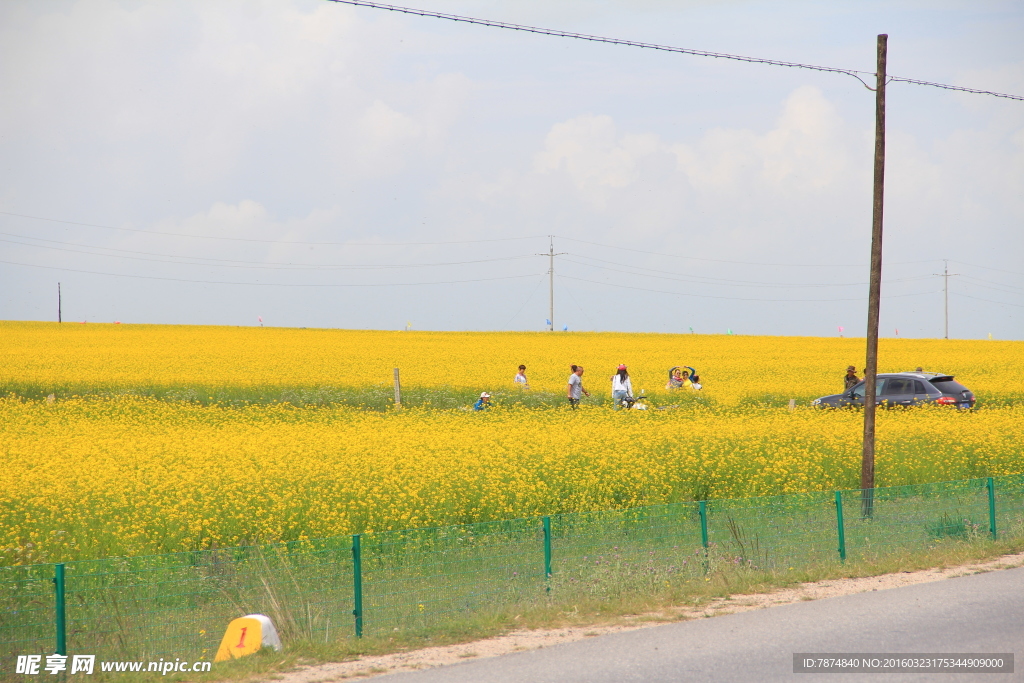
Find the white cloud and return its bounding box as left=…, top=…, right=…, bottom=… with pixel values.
left=673, top=86, right=849, bottom=194
left=534, top=114, right=662, bottom=191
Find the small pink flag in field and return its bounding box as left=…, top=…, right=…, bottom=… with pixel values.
left=838, top=326, right=844, bottom=337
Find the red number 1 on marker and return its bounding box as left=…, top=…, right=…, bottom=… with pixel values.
left=235, top=627, right=247, bottom=649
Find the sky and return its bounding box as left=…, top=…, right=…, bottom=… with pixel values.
left=1, top=0, right=1022, bottom=339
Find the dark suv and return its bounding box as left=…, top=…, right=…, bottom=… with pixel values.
left=812, top=372, right=976, bottom=410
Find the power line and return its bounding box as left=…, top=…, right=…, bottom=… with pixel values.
left=0, top=211, right=544, bottom=246
left=951, top=292, right=1024, bottom=309
left=960, top=276, right=1024, bottom=295
left=0, top=234, right=539, bottom=270
left=562, top=253, right=935, bottom=288
left=554, top=274, right=595, bottom=327
left=6, top=216, right=1013, bottom=289
left=1, top=258, right=545, bottom=288
left=0, top=210, right=993, bottom=271
left=557, top=235, right=937, bottom=268
left=887, top=76, right=1024, bottom=101
left=558, top=273, right=939, bottom=303
left=950, top=260, right=1024, bottom=277
left=327, top=0, right=1024, bottom=101
left=501, top=274, right=547, bottom=329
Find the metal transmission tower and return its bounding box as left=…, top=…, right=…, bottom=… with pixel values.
left=933, top=260, right=960, bottom=339
left=537, top=236, right=566, bottom=331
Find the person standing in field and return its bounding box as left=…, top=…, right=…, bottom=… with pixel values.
left=567, top=365, right=589, bottom=409
left=514, top=365, right=529, bottom=389
left=611, top=364, right=633, bottom=410
left=844, top=366, right=860, bottom=390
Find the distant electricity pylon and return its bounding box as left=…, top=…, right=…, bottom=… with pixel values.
left=933, top=260, right=961, bottom=340
left=536, top=237, right=566, bottom=332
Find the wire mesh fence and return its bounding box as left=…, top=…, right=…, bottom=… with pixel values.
left=59, top=537, right=356, bottom=662
left=2, top=474, right=1021, bottom=670
left=359, top=517, right=543, bottom=637
left=548, top=502, right=706, bottom=599
left=839, top=479, right=993, bottom=564
left=706, top=490, right=841, bottom=572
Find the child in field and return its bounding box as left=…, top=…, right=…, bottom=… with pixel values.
left=473, top=392, right=491, bottom=410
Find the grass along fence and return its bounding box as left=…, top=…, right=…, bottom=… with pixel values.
left=3, top=474, right=1024, bottom=672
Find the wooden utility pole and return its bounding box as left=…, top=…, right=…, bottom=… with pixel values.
left=861, top=34, right=887, bottom=516
left=58, top=282, right=62, bottom=323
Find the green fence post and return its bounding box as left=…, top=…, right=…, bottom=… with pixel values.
left=542, top=516, right=552, bottom=579
left=699, top=501, right=709, bottom=572
left=351, top=535, right=363, bottom=638
left=834, top=491, right=847, bottom=561
left=53, top=563, right=66, bottom=656
left=986, top=477, right=997, bottom=540
left=699, top=501, right=709, bottom=549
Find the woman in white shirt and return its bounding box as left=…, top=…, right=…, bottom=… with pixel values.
left=514, top=364, right=529, bottom=389
left=611, top=364, right=633, bottom=410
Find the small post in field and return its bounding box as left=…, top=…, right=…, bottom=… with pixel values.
left=834, top=491, right=847, bottom=561
left=986, top=477, right=997, bottom=540
left=53, top=563, right=67, bottom=655
left=542, top=516, right=552, bottom=585
left=788, top=399, right=796, bottom=412
left=699, top=501, right=710, bottom=572
left=352, top=535, right=363, bottom=637
left=393, top=368, right=402, bottom=409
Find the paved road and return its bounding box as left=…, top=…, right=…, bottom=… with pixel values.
left=376, top=567, right=1023, bottom=682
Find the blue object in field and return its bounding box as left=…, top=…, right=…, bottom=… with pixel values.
left=545, top=319, right=552, bottom=326
left=562, top=325, right=568, bottom=331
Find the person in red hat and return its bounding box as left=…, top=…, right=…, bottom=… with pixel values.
left=611, top=364, right=633, bottom=410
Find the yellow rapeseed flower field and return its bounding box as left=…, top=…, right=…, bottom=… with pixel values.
left=1, top=321, right=1021, bottom=564
left=2, top=320, right=1021, bottom=400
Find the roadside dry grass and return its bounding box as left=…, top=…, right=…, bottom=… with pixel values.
left=173, top=537, right=1024, bottom=683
